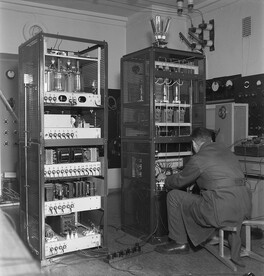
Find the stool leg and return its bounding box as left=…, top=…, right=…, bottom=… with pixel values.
left=242, top=224, right=264, bottom=263
left=219, top=229, right=224, bottom=257
left=204, top=228, right=237, bottom=272
left=227, top=225, right=245, bottom=267
left=245, top=225, right=251, bottom=252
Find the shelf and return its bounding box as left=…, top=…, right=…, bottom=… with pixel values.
left=45, top=53, right=98, bottom=62
left=123, top=102, right=190, bottom=108
left=154, top=70, right=204, bottom=80
left=154, top=136, right=192, bottom=143
left=45, top=196, right=102, bottom=216
left=44, top=103, right=103, bottom=108
left=123, top=102, right=149, bottom=107
left=44, top=161, right=101, bottom=179
left=156, top=122, right=191, bottom=127
left=155, top=151, right=192, bottom=157
left=45, top=232, right=101, bottom=258
left=155, top=102, right=191, bottom=108
left=44, top=138, right=105, bottom=147
left=155, top=61, right=199, bottom=74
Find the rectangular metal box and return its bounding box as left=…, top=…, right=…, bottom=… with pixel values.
left=18, top=33, right=108, bottom=264
left=206, top=103, right=248, bottom=150
left=120, top=47, right=206, bottom=243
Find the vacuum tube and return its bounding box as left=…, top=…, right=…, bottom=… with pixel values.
left=65, top=59, right=75, bottom=92
left=74, top=60, right=81, bottom=92
left=54, top=58, right=65, bottom=91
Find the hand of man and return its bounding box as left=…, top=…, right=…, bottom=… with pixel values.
left=156, top=173, right=167, bottom=182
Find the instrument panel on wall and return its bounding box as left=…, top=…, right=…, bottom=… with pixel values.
left=0, top=54, right=19, bottom=198
left=206, top=73, right=264, bottom=137
left=234, top=74, right=264, bottom=136
left=206, top=74, right=241, bottom=103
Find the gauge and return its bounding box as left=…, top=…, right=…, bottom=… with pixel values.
left=218, top=105, right=227, bottom=119
left=211, top=81, right=220, bottom=92
left=244, top=80, right=250, bottom=89
left=225, top=79, right=233, bottom=88
left=6, top=70, right=15, bottom=79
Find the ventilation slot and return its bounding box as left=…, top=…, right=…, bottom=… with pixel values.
left=242, top=16, right=251, bottom=37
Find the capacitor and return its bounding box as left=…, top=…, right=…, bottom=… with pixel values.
left=45, top=69, right=54, bottom=92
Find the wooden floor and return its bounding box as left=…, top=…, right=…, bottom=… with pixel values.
left=1, top=190, right=264, bottom=276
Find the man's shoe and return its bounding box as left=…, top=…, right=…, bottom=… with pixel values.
left=155, top=241, right=190, bottom=255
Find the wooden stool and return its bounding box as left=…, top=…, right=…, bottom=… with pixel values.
left=241, top=220, right=264, bottom=262
left=204, top=220, right=264, bottom=271
left=204, top=226, right=239, bottom=271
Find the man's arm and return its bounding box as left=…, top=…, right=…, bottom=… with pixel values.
left=164, top=157, right=201, bottom=190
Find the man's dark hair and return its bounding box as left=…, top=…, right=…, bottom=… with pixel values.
left=191, top=127, right=213, bottom=142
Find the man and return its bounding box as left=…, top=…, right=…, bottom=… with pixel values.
left=155, top=127, right=251, bottom=264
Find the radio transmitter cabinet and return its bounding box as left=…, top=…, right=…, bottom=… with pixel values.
left=18, top=33, right=108, bottom=264
left=120, top=46, right=206, bottom=243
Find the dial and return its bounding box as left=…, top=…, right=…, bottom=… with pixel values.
left=225, top=79, right=233, bottom=88
left=244, top=80, right=250, bottom=89
left=211, top=81, right=220, bottom=92
left=6, top=70, right=15, bottom=79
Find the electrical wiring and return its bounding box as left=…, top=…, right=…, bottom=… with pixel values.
left=106, top=0, right=176, bottom=13
left=105, top=246, right=248, bottom=276
left=113, top=182, right=165, bottom=249
left=154, top=77, right=165, bottom=85
left=106, top=248, right=156, bottom=275
left=108, top=224, right=122, bottom=231
left=108, top=222, right=140, bottom=247
left=89, top=247, right=109, bottom=254
left=78, top=250, right=108, bottom=259
left=113, top=231, right=134, bottom=246
left=46, top=246, right=109, bottom=269
left=136, top=194, right=167, bottom=247
left=106, top=0, right=200, bottom=15
left=102, top=0, right=206, bottom=22
left=0, top=187, right=20, bottom=202
left=107, top=261, right=139, bottom=275
left=46, top=255, right=92, bottom=267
